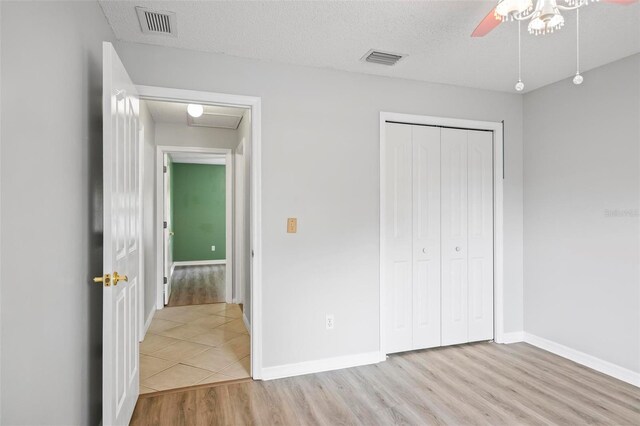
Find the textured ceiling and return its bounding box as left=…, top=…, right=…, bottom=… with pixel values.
left=100, top=0, right=640, bottom=93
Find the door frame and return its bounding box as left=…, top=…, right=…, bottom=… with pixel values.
left=155, top=147, right=234, bottom=307
left=379, top=112, right=505, bottom=354
left=138, top=85, right=263, bottom=379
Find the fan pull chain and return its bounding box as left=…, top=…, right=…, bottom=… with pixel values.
left=573, top=8, right=584, bottom=85
left=515, top=20, right=524, bottom=91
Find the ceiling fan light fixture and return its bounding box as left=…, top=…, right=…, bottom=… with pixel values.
left=495, top=0, right=534, bottom=19
left=528, top=7, right=565, bottom=35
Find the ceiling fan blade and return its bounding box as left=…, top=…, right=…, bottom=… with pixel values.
left=601, top=0, right=638, bottom=4
left=471, top=7, right=502, bottom=37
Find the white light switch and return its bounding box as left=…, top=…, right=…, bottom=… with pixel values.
left=211, top=245, right=216, bottom=251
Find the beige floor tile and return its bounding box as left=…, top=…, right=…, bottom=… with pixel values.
left=186, top=328, right=243, bottom=347
left=157, top=323, right=211, bottom=340
left=218, top=356, right=251, bottom=380
left=194, top=303, right=229, bottom=315
left=140, top=333, right=181, bottom=355
left=216, top=318, right=248, bottom=334
left=213, top=305, right=243, bottom=319
left=197, top=372, right=234, bottom=385
left=140, top=355, right=177, bottom=379
left=139, top=385, right=158, bottom=394
left=220, top=335, right=250, bottom=358
left=182, top=347, right=238, bottom=372
left=154, top=306, right=210, bottom=324
left=151, top=340, right=210, bottom=362
left=142, top=364, right=213, bottom=391
left=190, top=315, right=231, bottom=329
left=148, top=318, right=182, bottom=334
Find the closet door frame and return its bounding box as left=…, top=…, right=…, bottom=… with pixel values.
left=379, top=112, right=505, bottom=355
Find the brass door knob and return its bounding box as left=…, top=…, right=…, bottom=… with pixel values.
left=93, top=274, right=111, bottom=287
left=113, top=272, right=128, bottom=285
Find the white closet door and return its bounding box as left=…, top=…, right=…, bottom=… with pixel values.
left=384, top=123, right=413, bottom=353
left=441, top=128, right=469, bottom=346
left=412, top=126, right=441, bottom=349
left=467, top=130, right=494, bottom=342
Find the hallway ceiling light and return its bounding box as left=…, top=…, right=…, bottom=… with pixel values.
left=187, top=104, right=204, bottom=118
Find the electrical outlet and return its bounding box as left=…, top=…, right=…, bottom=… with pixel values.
left=211, top=245, right=216, bottom=251
left=326, top=314, right=334, bottom=330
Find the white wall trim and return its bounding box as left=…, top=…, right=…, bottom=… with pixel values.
left=524, top=333, right=640, bottom=387
left=173, top=260, right=226, bottom=266
left=242, top=312, right=251, bottom=336
left=261, top=351, right=385, bottom=381
left=499, top=331, right=524, bottom=344
left=379, top=112, right=506, bottom=355
left=142, top=307, right=156, bottom=340
left=138, top=85, right=263, bottom=379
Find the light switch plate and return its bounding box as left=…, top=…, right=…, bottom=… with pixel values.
left=287, top=218, right=297, bottom=233
left=211, top=245, right=216, bottom=251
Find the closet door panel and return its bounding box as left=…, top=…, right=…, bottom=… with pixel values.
left=441, top=128, right=469, bottom=346
left=467, top=130, right=494, bottom=342
left=384, top=123, right=413, bottom=353
left=412, top=126, right=441, bottom=349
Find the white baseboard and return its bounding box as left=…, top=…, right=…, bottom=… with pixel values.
left=143, top=307, right=156, bottom=339
left=173, top=260, right=226, bottom=266
left=242, top=312, right=251, bottom=336
left=261, top=351, right=385, bottom=381
left=524, top=332, right=640, bottom=387
left=498, top=331, right=524, bottom=344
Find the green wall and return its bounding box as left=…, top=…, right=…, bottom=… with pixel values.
left=171, top=163, right=226, bottom=261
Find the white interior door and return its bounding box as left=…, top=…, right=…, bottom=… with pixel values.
left=102, top=42, right=140, bottom=426
left=163, top=153, right=172, bottom=305
left=441, top=128, right=469, bottom=346
left=412, top=125, right=441, bottom=349
left=467, top=130, right=494, bottom=342
left=384, top=123, right=413, bottom=353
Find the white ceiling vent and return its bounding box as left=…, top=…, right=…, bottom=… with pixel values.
left=362, top=49, right=405, bottom=66
left=136, top=7, right=177, bottom=36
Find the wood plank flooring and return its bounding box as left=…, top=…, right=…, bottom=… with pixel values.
left=130, top=342, right=640, bottom=425
left=168, top=265, right=226, bottom=307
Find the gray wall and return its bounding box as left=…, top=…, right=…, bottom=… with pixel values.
left=523, top=54, right=640, bottom=373
left=115, top=41, right=525, bottom=368
left=0, top=1, right=114, bottom=424
left=140, top=102, right=157, bottom=324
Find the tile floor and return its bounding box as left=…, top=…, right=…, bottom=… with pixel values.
left=140, top=303, right=250, bottom=394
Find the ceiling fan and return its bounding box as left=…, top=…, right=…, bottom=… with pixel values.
left=471, top=0, right=638, bottom=91
left=472, top=0, right=638, bottom=38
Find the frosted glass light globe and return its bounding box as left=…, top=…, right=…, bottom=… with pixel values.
left=187, top=104, right=204, bottom=118
left=573, top=74, right=584, bottom=85
left=515, top=80, right=525, bottom=92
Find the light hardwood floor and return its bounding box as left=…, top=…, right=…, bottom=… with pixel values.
left=131, top=342, right=640, bottom=425
left=168, top=265, right=226, bottom=307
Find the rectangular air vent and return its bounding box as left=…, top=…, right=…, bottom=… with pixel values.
left=136, top=7, right=177, bottom=36
left=362, top=49, right=405, bottom=66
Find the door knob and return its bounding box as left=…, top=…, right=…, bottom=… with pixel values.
left=93, top=274, right=111, bottom=287
left=169, top=231, right=175, bottom=236
left=113, top=272, right=128, bottom=286
left=455, top=246, right=461, bottom=252
left=422, top=248, right=427, bottom=254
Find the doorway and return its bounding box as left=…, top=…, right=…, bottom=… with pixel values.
left=137, top=98, right=254, bottom=393
left=379, top=112, right=506, bottom=354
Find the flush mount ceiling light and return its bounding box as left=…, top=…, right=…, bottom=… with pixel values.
left=187, top=104, right=204, bottom=118
left=471, top=0, right=638, bottom=91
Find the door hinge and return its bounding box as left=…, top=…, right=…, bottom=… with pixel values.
left=164, top=276, right=168, bottom=284
left=163, top=221, right=168, bottom=229
left=163, top=165, right=167, bottom=173
left=251, top=250, right=255, bottom=258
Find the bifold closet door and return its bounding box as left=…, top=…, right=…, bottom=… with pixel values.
left=441, top=128, right=494, bottom=346
left=412, top=126, right=441, bottom=349
left=384, top=123, right=413, bottom=353
left=467, top=130, right=494, bottom=342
